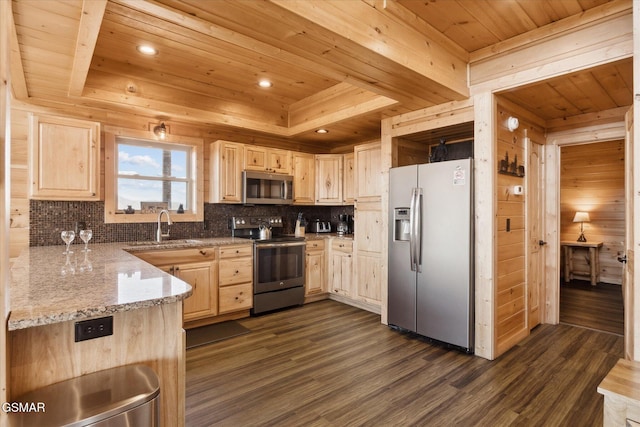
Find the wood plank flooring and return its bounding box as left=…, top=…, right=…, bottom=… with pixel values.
left=560, top=280, right=624, bottom=335
left=186, top=300, right=623, bottom=426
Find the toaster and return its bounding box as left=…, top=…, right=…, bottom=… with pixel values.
left=309, top=220, right=331, bottom=233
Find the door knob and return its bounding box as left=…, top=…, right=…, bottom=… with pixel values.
left=538, top=240, right=547, bottom=246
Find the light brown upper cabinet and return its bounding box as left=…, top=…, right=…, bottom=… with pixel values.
left=354, top=142, right=382, bottom=201
left=210, top=140, right=244, bottom=203
left=292, top=152, right=315, bottom=205
left=244, top=145, right=292, bottom=174
left=315, top=154, right=343, bottom=205
left=343, top=152, right=355, bottom=205
left=29, top=114, right=100, bottom=200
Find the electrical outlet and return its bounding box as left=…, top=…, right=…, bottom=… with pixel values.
left=75, top=316, right=113, bottom=342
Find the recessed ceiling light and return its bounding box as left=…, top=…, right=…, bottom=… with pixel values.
left=315, top=129, right=329, bottom=134
left=137, top=45, right=158, bottom=56
left=258, top=79, right=273, bottom=88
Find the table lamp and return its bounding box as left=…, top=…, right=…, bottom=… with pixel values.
left=573, top=211, right=590, bottom=242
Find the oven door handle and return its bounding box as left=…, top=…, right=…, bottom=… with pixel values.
left=255, top=241, right=306, bottom=248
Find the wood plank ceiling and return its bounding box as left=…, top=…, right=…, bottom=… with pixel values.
left=10, top=0, right=632, bottom=152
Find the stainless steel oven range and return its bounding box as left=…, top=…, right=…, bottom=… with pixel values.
left=231, top=216, right=305, bottom=314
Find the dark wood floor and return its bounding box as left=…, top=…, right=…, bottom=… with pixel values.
left=560, top=280, right=624, bottom=335
left=185, top=300, right=623, bottom=426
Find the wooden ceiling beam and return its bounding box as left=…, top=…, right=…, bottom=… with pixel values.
left=68, top=0, right=107, bottom=97
left=289, top=82, right=396, bottom=128
left=269, top=0, right=469, bottom=101
left=288, top=83, right=397, bottom=135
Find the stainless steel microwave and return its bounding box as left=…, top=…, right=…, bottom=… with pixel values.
left=242, top=170, right=294, bottom=205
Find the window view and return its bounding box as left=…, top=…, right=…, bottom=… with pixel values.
left=116, top=138, right=191, bottom=212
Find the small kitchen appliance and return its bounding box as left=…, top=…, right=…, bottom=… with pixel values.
left=309, top=219, right=331, bottom=233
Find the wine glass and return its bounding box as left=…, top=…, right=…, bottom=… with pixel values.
left=61, top=230, right=75, bottom=254
left=80, top=229, right=93, bottom=252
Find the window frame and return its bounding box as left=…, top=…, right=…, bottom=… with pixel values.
left=104, top=129, right=204, bottom=224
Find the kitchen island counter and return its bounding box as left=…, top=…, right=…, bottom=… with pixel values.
left=9, top=238, right=250, bottom=330
left=7, top=237, right=247, bottom=427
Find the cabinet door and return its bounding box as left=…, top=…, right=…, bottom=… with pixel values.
left=355, top=142, right=382, bottom=201
left=293, top=153, right=315, bottom=205
left=268, top=148, right=292, bottom=174
left=305, top=249, right=326, bottom=295
left=356, top=253, right=381, bottom=303
left=30, top=114, right=100, bottom=200
left=244, top=146, right=268, bottom=171
left=175, top=261, right=218, bottom=321
left=355, top=201, right=383, bottom=253
left=343, top=152, right=355, bottom=205
left=210, top=140, right=243, bottom=203
left=331, top=251, right=353, bottom=296
left=315, top=154, right=343, bottom=205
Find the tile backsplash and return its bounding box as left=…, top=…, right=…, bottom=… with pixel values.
left=30, top=200, right=353, bottom=246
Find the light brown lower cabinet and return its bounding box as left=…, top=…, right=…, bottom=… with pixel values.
left=305, top=239, right=326, bottom=296
left=133, top=244, right=254, bottom=326
left=218, top=244, right=253, bottom=314
left=331, top=239, right=353, bottom=297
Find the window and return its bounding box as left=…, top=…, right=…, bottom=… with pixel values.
left=105, top=131, right=203, bottom=223
left=117, top=139, right=190, bottom=211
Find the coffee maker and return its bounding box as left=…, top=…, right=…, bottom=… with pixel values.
left=338, top=214, right=354, bottom=235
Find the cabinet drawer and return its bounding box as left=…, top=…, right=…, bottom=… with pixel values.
left=219, top=258, right=253, bottom=286
left=134, top=247, right=217, bottom=265
left=331, top=239, right=353, bottom=252
left=306, top=239, right=325, bottom=251
left=219, top=283, right=252, bottom=313
left=219, top=244, right=253, bottom=259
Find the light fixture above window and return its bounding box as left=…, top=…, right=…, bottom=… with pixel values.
left=315, top=128, right=329, bottom=134
left=258, top=79, right=273, bottom=88
left=153, top=122, right=167, bottom=140
left=136, top=45, right=158, bottom=56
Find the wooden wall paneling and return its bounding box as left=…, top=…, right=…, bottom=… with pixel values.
left=10, top=303, right=186, bottom=426
left=494, top=102, right=529, bottom=358
left=560, top=141, right=625, bottom=285
left=9, top=99, right=29, bottom=263
left=632, top=0, right=640, bottom=362
left=2, top=0, right=12, bottom=417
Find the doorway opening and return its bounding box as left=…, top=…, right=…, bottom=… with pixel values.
left=558, top=140, right=625, bottom=335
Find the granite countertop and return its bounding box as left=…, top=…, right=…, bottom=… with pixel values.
left=8, top=238, right=252, bottom=331
left=305, top=233, right=354, bottom=241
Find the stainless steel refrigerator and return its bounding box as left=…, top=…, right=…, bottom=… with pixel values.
left=388, top=158, right=474, bottom=353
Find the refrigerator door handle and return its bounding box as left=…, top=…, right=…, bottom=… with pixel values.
left=409, top=188, right=418, bottom=271
left=410, top=187, right=422, bottom=272
left=416, top=188, right=423, bottom=273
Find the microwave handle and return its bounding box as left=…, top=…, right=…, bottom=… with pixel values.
left=282, top=180, right=288, bottom=200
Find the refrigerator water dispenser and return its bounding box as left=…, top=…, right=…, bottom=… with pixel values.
left=393, top=208, right=411, bottom=241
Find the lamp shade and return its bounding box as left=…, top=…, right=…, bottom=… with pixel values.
left=573, top=211, right=590, bottom=223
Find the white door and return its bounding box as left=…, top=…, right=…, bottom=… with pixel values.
left=624, top=107, right=635, bottom=359
left=528, top=139, right=544, bottom=329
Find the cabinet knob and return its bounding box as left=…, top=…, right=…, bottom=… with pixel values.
left=199, top=250, right=207, bottom=256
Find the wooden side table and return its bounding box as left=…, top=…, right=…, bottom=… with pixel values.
left=561, top=241, right=603, bottom=286
left=598, top=358, right=640, bottom=426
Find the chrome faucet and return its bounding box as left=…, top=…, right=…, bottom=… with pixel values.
left=156, top=209, right=172, bottom=242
